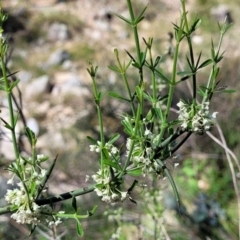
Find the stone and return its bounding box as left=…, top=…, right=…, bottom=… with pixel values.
left=37, top=130, right=65, bottom=149
left=25, top=75, right=51, bottom=99
left=51, top=72, right=90, bottom=96
left=47, top=22, right=71, bottom=42
left=16, top=70, right=32, bottom=84
left=46, top=49, right=70, bottom=67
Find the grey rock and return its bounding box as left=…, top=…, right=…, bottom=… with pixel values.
left=37, top=131, right=65, bottom=149
left=52, top=72, right=87, bottom=96
left=25, top=75, right=51, bottom=98
left=47, top=22, right=71, bottom=42
left=46, top=49, right=70, bottom=67
left=16, top=70, right=32, bottom=83
left=0, top=176, right=8, bottom=207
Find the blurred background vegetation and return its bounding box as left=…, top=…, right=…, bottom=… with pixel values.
left=0, top=0, right=239, bottom=239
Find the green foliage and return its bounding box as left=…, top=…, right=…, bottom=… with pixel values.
left=0, top=0, right=238, bottom=239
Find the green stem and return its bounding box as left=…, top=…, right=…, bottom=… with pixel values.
left=181, top=0, right=197, bottom=106
left=156, top=41, right=180, bottom=146
left=1, top=57, right=19, bottom=160
left=122, top=72, right=136, bottom=116
left=203, top=32, right=224, bottom=103
left=91, top=75, right=105, bottom=168
left=126, top=0, right=143, bottom=84
left=119, top=103, right=142, bottom=178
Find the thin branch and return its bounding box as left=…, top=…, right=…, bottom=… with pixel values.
left=207, top=123, right=240, bottom=239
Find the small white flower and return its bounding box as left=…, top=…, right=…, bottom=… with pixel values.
left=49, top=221, right=55, bottom=226
left=85, top=175, right=90, bottom=182
left=111, top=146, right=118, bottom=154
left=211, top=112, right=218, bottom=118
left=7, top=178, right=14, bottom=185
left=41, top=169, right=47, bottom=177
left=144, top=128, right=152, bottom=136
left=146, top=147, right=152, bottom=156
left=94, top=188, right=103, bottom=196
left=111, top=193, right=119, bottom=201
left=121, top=192, right=128, bottom=201
left=176, top=100, right=185, bottom=108
left=126, top=138, right=132, bottom=150
left=174, top=163, right=179, bottom=168
left=55, top=219, right=62, bottom=226
left=89, top=145, right=96, bottom=151
left=102, top=195, right=111, bottom=203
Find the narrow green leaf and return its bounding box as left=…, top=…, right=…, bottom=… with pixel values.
left=72, top=196, right=77, bottom=212
left=108, top=133, right=120, bottom=144
left=25, top=127, right=36, bottom=146
left=179, top=75, right=191, bottom=82
left=108, top=65, right=121, bottom=73
left=132, top=62, right=140, bottom=69
left=155, top=69, right=170, bottom=83
left=136, top=4, right=148, bottom=23
left=135, top=86, right=142, bottom=102
left=87, top=136, right=98, bottom=145
left=146, top=108, right=155, bottom=121
left=89, top=205, right=98, bottom=215
left=195, top=51, right=202, bottom=68
left=157, top=94, right=168, bottom=101
left=102, top=148, right=110, bottom=161
left=127, top=180, right=138, bottom=192
left=164, top=167, right=180, bottom=209
left=190, top=18, right=201, bottom=32
left=211, top=40, right=215, bottom=60
left=114, top=12, right=131, bottom=24
left=98, top=92, right=102, bottom=102
left=198, top=59, right=212, bottom=69
left=143, top=92, right=153, bottom=102
left=0, top=84, right=6, bottom=91
left=108, top=91, right=130, bottom=102
left=127, top=168, right=142, bottom=176
left=213, top=67, right=220, bottom=78
left=154, top=56, right=161, bottom=68
left=125, top=59, right=132, bottom=70
left=0, top=118, right=12, bottom=130
left=135, top=16, right=145, bottom=25
left=125, top=50, right=136, bottom=62
left=129, top=195, right=137, bottom=204
left=140, top=50, right=147, bottom=65
left=13, top=113, right=19, bottom=128
left=29, top=225, right=36, bottom=236
left=215, top=89, right=236, bottom=93
left=103, top=159, right=122, bottom=171
left=75, top=218, right=84, bottom=236
left=8, top=79, right=20, bottom=92
left=36, top=156, right=57, bottom=198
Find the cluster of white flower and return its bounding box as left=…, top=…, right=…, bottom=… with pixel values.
left=5, top=154, right=63, bottom=226
left=92, top=169, right=128, bottom=203
left=177, top=100, right=218, bottom=134
left=5, top=182, right=40, bottom=224
left=110, top=226, right=122, bottom=240
left=126, top=127, right=160, bottom=177
left=90, top=141, right=119, bottom=156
